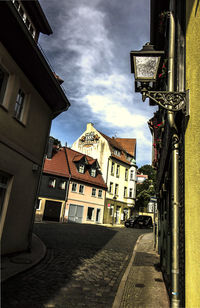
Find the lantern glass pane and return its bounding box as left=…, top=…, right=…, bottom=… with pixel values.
left=135, top=56, right=159, bottom=80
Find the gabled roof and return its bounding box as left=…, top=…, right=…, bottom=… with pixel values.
left=43, top=148, right=69, bottom=177
left=43, top=147, right=107, bottom=189
left=98, top=131, right=136, bottom=165
left=66, top=148, right=106, bottom=188
left=115, top=138, right=136, bottom=157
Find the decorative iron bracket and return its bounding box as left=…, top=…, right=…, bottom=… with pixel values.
left=141, top=90, right=186, bottom=113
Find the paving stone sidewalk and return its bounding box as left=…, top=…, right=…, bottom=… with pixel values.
left=117, top=233, right=170, bottom=308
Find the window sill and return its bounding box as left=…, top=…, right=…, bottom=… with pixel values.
left=0, top=104, right=8, bottom=112
left=13, top=116, right=26, bottom=127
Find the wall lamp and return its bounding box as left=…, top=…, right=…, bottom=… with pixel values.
left=130, top=43, right=187, bottom=113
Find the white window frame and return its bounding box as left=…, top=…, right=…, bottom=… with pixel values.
left=72, top=182, right=77, bottom=192
left=125, top=168, right=128, bottom=181
left=129, top=188, right=133, bottom=198
left=79, top=184, right=84, bottom=194
left=111, top=162, right=115, bottom=175
left=14, top=88, right=26, bottom=122
left=0, top=66, right=9, bottom=105
left=116, top=164, right=120, bottom=177
left=91, top=168, right=96, bottom=177
left=98, top=189, right=103, bottom=198
left=130, top=170, right=134, bottom=180
left=59, top=180, right=66, bottom=190
left=79, top=164, right=85, bottom=174
left=91, top=188, right=96, bottom=197
left=124, top=187, right=127, bottom=198
left=114, top=184, right=119, bottom=196
left=109, top=182, right=113, bottom=193
left=48, top=178, right=56, bottom=188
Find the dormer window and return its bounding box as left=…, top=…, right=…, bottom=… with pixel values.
left=48, top=178, right=56, bottom=188
left=78, top=164, right=85, bottom=174
left=114, top=148, right=121, bottom=156
left=91, top=168, right=96, bottom=177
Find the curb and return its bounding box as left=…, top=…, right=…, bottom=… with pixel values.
left=1, top=233, right=47, bottom=282
left=112, top=234, right=144, bottom=308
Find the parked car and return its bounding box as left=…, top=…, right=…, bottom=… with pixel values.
left=125, top=215, right=153, bottom=229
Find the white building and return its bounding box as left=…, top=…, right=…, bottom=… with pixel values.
left=72, top=123, right=137, bottom=224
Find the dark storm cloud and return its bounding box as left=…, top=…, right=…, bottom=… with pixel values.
left=39, top=0, right=156, bottom=166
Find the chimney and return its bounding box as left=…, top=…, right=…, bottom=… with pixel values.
left=47, top=136, right=54, bottom=159
left=87, top=122, right=94, bottom=131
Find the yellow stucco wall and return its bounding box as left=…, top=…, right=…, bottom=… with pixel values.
left=185, top=1, right=200, bottom=306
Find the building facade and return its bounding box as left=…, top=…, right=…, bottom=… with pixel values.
left=72, top=123, right=137, bottom=224
left=147, top=1, right=200, bottom=307
left=36, top=145, right=107, bottom=225
left=0, top=1, right=70, bottom=255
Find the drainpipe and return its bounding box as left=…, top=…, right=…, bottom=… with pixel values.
left=167, top=1, right=180, bottom=307
left=62, top=147, right=71, bottom=223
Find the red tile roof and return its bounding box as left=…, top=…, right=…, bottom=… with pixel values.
left=115, top=138, right=136, bottom=156
left=43, top=148, right=69, bottom=177
left=43, top=147, right=107, bottom=189
left=98, top=131, right=136, bottom=165
left=66, top=148, right=107, bottom=188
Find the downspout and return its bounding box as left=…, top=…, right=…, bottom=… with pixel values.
left=62, top=147, right=71, bottom=223
left=167, top=1, right=180, bottom=307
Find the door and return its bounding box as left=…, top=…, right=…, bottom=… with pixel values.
left=68, top=204, right=83, bottom=223
left=43, top=200, right=62, bottom=222
left=116, top=206, right=121, bottom=224
left=96, top=209, right=101, bottom=223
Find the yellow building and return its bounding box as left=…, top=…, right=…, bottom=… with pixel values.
left=147, top=0, right=200, bottom=307
left=72, top=123, right=137, bottom=224
left=0, top=1, right=70, bottom=255
left=185, top=1, right=200, bottom=307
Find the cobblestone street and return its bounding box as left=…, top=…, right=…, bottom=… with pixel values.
left=2, top=223, right=151, bottom=308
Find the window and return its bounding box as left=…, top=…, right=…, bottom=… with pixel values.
left=129, top=188, right=133, bottom=198
left=116, top=165, right=120, bottom=177
left=87, top=207, right=94, bottom=220
left=114, top=149, right=121, bottom=156
left=72, top=183, right=77, bottom=192
left=48, top=178, right=56, bottom=188
left=91, top=188, right=96, bottom=197
left=91, top=168, right=96, bottom=177
left=98, top=189, right=102, bottom=198
left=110, top=206, right=114, bottom=216
left=130, top=170, right=134, bottom=180
left=124, top=187, right=127, bottom=198
left=125, top=168, right=128, bottom=181
left=59, top=180, right=66, bottom=190
left=78, top=164, right=85, bottom=174
left=79, top=184, right=84, bottom=194
left=14, top=89, right=25, bottom=121
left=0, top=66, right=9, bottom=105
left=111, top=162, right=115, bottom=175
left=109, top=182, right=113, bottom=193
left=0, top=172, right=10, bottom=217
left=114, top=184, right=119, bottom=196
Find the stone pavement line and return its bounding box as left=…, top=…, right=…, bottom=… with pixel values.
left=112, top=234, right=144, bottom=308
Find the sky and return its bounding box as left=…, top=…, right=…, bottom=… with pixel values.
left=39, top=0, right=157, bottom=167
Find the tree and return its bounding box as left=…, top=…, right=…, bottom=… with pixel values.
left=135, top=165, right=156, bottom=213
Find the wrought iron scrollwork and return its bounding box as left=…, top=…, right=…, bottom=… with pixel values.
left=141, top=91, right=186, bottom=112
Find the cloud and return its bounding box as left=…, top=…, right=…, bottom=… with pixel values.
left=39, top=0, right=155, bottom=167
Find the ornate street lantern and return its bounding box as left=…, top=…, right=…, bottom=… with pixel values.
left=130, top=43, right=186, bottom=112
